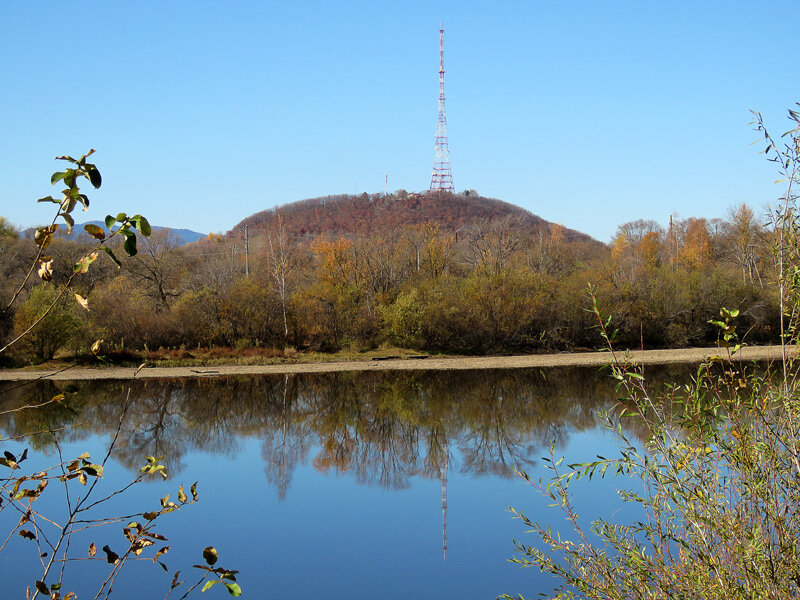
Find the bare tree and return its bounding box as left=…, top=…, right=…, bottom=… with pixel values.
left=265, top=212, right=295, bottom=341
left=126, top=228, right=184, bottom=308
left=461, top=215, right=521, bottom=276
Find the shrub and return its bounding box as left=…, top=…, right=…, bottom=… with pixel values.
left=505, top=303, right=800, bottom=600
left=505, top=105, right=800, bottom=599
left=13, top=284, right=80, bottom=362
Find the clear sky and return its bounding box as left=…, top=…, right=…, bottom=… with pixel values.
left=2, top=1, right=799, bottom=243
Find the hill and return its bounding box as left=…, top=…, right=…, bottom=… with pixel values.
left=230, top=191, right=598, bottom=243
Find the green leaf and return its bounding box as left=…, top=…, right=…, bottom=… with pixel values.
left=84, top=224, right=106, bottom=240
left=224, top=582, right=242, bottom=596
left=203, top=546, right=218, bottom=566
left=104, top=215, right=116, bottom=229
left=202, top=581, right=218, bottom=592
left=35, top=581, right=49, bottom=595
left=86, top=165, right=102, bottom=189
left=102, top=246, right=122, bottom=268
left=123, top=234, right=138, bottom=257
left=51, top=171, right=67, bottom=185
left=60, top=212, right=75, bottom=233
left=132, top=214, right=152, bottom=236
left=37, top=195, right=58, bottom=204
left=116, top=212, right=128, bottom=222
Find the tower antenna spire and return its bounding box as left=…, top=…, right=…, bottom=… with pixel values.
left=430, top=22, right=454, bottom=193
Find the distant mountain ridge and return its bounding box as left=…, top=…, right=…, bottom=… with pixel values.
left=27, top=221, right=207, bottom=246
left=230, top=191, right=597, bottom=243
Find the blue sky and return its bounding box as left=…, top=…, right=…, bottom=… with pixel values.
left=2, top=1, right=799, bottom=243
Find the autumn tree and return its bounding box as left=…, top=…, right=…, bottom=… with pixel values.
left=723, top=204, right=766, bottom=286
left=0, top=216, right=18, bottom=238
left=524, top=224, right=574, bottom=276
left=676, top=217, right=713, bottom=270
left=613, top=219, right=663, bottom=249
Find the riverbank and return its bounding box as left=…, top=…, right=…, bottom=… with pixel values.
left=0, top=345, right=790, bottom=381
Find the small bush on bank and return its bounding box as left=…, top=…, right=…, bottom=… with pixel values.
left=12, top=284, right=80, bottom=363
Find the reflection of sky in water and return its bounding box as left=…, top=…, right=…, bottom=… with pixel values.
left=0, top=430, right=628, bottom=599
left=0, top=365, right=719, bottom=598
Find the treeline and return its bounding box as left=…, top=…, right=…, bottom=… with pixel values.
left=0, top=202, right=780, bottom=363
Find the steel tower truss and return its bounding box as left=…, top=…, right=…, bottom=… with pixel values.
left=430, top=23, right=454, bottom=193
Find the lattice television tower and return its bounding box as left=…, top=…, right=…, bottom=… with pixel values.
left=430, top=22, right=454, bottom=193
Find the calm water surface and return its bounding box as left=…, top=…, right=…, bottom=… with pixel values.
left=0, top=365, right=708, bottom=599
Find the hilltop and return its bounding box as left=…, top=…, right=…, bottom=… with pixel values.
left=230, top=191, right=598, bottom=242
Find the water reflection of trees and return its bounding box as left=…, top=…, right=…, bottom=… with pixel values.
left=0, top=365, right=711, bottom=497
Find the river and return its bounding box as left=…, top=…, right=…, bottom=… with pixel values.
left=0, top=364, right=735, bottom=599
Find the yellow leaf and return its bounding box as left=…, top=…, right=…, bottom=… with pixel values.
left=74, top=292, right=89, bottom=311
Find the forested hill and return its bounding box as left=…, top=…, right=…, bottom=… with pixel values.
left=230, top=191, right=597, bottom=242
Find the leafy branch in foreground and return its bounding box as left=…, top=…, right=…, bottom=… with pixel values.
left=1, top=150, right=151, bottom=356
left=0, top=153, right=241, bottom=598
left=503, top=106, right=800, bottom=600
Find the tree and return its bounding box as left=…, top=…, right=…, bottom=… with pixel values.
left=126, top=228, right=183, bottom=309
left=612, top=218, right=663, bottom=248
left=264, top=211, right=296, bottom=342
left=677, top=217, right=713, bottom=270
left=461, top=215, right=521, bottom=276
left=724, top=204, right=766, bottom=286
left=0, top=216, right=19, bottom=238
left=635, top=230, right=662, bottom=269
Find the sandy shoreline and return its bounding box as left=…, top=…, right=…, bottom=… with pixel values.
left=0, top=345, right=789, bottom=382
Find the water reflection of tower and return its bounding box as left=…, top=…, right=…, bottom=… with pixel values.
left=440, top=450, right=448, bottom=559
